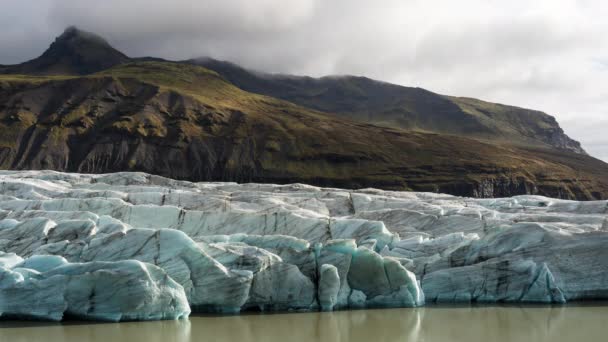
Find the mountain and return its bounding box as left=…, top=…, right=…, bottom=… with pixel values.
left=0, top=27, right=128, bottom=75
left=0, top=27, right=606, bottom=200
left=189, top=58, right=586, bottom=154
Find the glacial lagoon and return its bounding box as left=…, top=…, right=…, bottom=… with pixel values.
left=2, top=304, right=607, bottom=342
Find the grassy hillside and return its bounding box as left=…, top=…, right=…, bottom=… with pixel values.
left=191, top=58, right=585, bottom=154
left=0, top=61, right=607, bottom=199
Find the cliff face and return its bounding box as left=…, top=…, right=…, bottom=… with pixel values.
left=448, top=97, right=586, bottom=154
left=1, top=62, right=607, bottom=200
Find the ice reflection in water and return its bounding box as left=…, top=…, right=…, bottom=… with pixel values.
left=1, top=304, right=607, bottom=342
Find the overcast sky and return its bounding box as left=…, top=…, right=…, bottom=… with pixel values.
left=1, top=0, right=607, bottom=161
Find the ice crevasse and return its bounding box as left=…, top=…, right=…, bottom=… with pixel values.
left=0, top=170, right=607, bottom=321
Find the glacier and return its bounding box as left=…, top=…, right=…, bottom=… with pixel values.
left=0, top=170, right=607, bottom=321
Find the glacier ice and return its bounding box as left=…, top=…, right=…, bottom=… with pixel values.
left=0, top=257, right=190, bottom=321
left=0, top=170, right=607, bottom=321
left=318, top=264, right=340, bottom=311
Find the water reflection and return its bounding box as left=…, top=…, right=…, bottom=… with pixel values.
left=1, top=304, right=607, bottom=342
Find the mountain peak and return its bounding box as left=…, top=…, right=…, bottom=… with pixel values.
left=55, top=26, right=111, bottom=47
left=60, top=25, right=83, bottom=37
left=1, top=26, right=129, bottom=75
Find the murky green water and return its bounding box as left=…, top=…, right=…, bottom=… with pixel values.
left=2, top=304, right=607, bottom=342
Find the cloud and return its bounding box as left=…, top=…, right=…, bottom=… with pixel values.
left=0, top=0, right=607, bottom=160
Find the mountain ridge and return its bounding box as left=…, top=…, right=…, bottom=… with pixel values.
left=0, top=27, right=605, bottom=200
left=188, top=57, right=586, bottom=154
left=0, top=27, right=585, bottom=154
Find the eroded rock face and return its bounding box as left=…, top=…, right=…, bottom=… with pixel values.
left=0, top=170, right=607, bottom=321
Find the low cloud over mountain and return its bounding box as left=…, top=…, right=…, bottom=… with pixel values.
left=1, top=0, right=607, bottom=160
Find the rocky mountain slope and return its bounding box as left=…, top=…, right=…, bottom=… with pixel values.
left=0, top=27, right=606, bottom=200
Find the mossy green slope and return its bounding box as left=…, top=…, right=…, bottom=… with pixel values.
left=191, top=58, right=585, bottom=154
